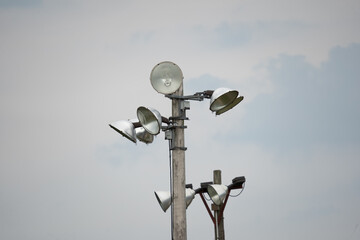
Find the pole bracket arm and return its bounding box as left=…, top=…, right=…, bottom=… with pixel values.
left=165, top=90, right=214, bottom=101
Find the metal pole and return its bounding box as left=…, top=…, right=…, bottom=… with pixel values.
left=213, top=170, right=225, bottom=240
left=171, top=83, right=187, bottom=240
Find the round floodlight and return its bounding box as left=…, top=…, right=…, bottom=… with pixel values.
left=154, top=191, right=172, bottom=212
left=137, top=107, right=162, bottom=135
left=215, top=96, right=244, bottom=115
left=210, top=88, right=239, bottom=112
left=150, top=61, right=183, bottom=94
left=135, top=127, right=154, bottom=144
left=207, top=184, right=228, bottom=206
left=109, top=120, right=136, bottom=143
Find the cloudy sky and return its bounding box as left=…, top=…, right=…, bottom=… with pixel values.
left=1, top=0, right=359, bottom=239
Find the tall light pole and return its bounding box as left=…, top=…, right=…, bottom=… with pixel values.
left=109, top=61, right=244, bottom=240
left=171, top=83, right=187, bottom=239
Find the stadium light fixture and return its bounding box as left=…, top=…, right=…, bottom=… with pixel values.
left=109, top=62, right=244, bottom=240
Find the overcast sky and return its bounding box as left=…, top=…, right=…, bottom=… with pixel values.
left=1, top=0, right=359, bottom=239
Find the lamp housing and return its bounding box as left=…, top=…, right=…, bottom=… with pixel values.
left=137, top=106, right=162, bottom=135
left=155, top=185, right=196, bottom=212
left=207, top=184, right=228, bottom=206
left=150, top=61, right=183, bottom=94
left=135, top=127, right=154, bottom=144
left=215, top=96, right=243, bottom=115
left=228, top=176, right=246, bottom=190
left=154, top=191, right=172, bottom=212
left=210, top=88, right=239, bottom=112
left=195, top=181, right=213, bottom=194
left=109, top=120, right=137, bottom=143
left=185, top=188, right=196, bottom=208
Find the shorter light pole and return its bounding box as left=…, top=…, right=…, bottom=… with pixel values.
left=155, top=171, right=245, bottom=240
left=213, top=170, right=225, bottom=240
left=197, top=170, right=246, bottom=240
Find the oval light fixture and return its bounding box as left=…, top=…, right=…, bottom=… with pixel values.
left=210, top=88, right=239, bottom=112
left=136, top=106, right=162, bottom=135
left=215, top=96, right=244, bottom=115
left=109, top=120, right=137, bottom=143
left=150, top=61, right=183, bottom=94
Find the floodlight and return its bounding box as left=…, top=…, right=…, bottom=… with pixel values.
left=154, top=191, right=172, bottom=212
left=215, top=96, right=244, bottom=115
left=155, top=187, right=196, bottom=212
left=196, top=181, right=213, bottom=194
left=207, top=184, right=228, bottom=206
left=150, top=61, right=183, bottom=94
left=185, top=188, right=196, bottom=208
left=210, top=88, right=239, bottom=112
left=228, top=176, right=246, bottom=190
left=109, top=120, right=137, bottom=143
left=137, top=107, right=162, bottom=135
left=135, top=127, right=154, bottom=144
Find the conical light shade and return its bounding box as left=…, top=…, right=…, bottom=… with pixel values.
left=207, top=184, right=228, bottom=205
left=150, top=61, right=183, bottom=94
left=185, top=188, right=196, bottom=209
left=210, top=88, right=239, bottom=112
left=155, top=188, right=196, bottom=212
left=216, top=96, right=244, bottom=115
left=109, top=120, right=136, bottom=143
left=137, top=107, right=162, bottom=135
left=135, top=127, right=154, bottom=144
left=154, top=191, right=172, bottom=212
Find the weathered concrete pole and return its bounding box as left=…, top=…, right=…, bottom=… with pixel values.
left=171, top=83, right=187, bottom=240
left=213, top=170, right=225, bottom=240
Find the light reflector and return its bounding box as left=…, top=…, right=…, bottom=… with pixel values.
left=155, top=187, right=196, bottom=212
left=135, top=127, right=154, bottom=144
left=215, top=96, right=244, bottom=115
left=154, top=191, right=172, bottom=212
left=210, top=88, right=239, bottom=112
left=137, top=107, right=162, bottom=135
left=109, top=120, right=136, bottom=143
left=185, top=188, right=196, bottom=208
left=207, top=184, right=228, bottom=205
left=150, top=61, right=183, bottom=94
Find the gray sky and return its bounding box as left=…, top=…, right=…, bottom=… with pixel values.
left=1, top=0, right=359, bottom=239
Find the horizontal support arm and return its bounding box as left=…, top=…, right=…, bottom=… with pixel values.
left=165, top=90, right=214, bottom=101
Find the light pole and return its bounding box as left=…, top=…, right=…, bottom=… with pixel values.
left=109, top=61, right=243, bottom=240
left=171, top=83, right=187, bottom=239
left=196, top=170, right=246, bottom=240
left=155, top=171, right=246, bottom=240
left=213, top=170, right=225, bottom=240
